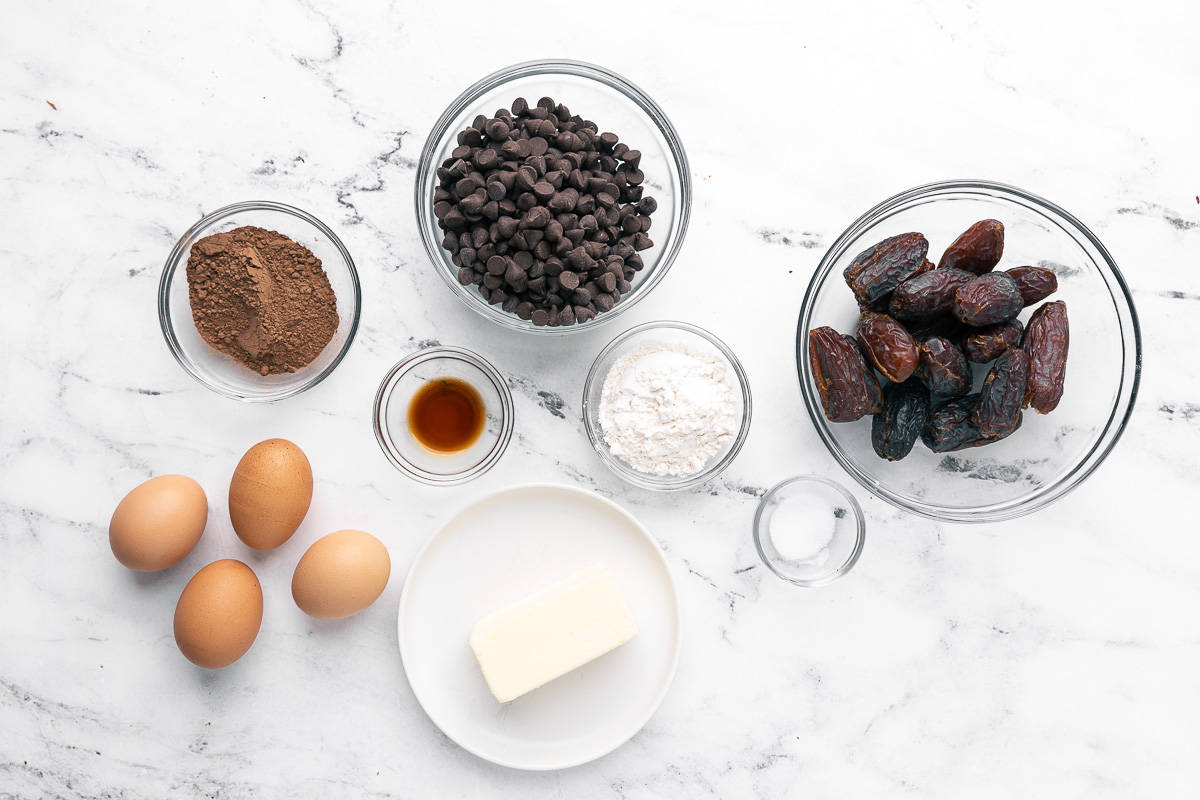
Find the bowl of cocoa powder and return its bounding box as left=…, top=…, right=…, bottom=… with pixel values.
left=158, top=201, right=361, bottom=401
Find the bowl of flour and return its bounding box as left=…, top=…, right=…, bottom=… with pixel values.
left=582, top=321, right=752, bottom=490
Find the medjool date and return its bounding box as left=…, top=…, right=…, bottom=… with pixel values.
left=907, top=313, right=966, bottom=345
left=1023, top=300, right=1069, bottom=413
left=843, top=335, right=884, bottom=414
left=808, top=326, right=879, bottom=422
left=963, top=319, right=1023, bottom=363
left=1008, top=265, right=1059, bottom=306
left=843, top=232, right=929, bottom=306
left=921, top=395, right=990, bottom=452
left=888, top=267, right=975, bottom=322
left=974, top=348, right=1028, bottom=438
left=917, top=336, right=971, bottom=397
left=856, top=312, right=919, bottom=383
left=871, top=379, right=930, bottom=461
left=952, top=271, right=1023, bottom=326
left=938, top=219, right=1004, bottom=275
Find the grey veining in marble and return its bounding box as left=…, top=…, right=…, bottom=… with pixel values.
left=2, top=0, right=1198, bottom=797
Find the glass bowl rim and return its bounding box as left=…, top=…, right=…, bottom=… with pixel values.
left=414, top=58, right=693, bottom=336
left=157, top=199, right=362, bottom=403
left=796, top=178, right=1143, bottom=523
left=373, top=345, right=515, bottom=486
left=581, top=319, right=753, bottom=491
left=752, top=475, right=867, bottom=587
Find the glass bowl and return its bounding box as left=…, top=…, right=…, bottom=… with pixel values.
left=158, top=201, right=361, bottom=402
left=797, top=180, right=1142, bottom=523
left=753, top=476, right=866, bottom=587
left=582, top=321, right=752, bottom=491
left=415, top=59, right=691, bottom=335
left=373, top=346, right=514, bottom=486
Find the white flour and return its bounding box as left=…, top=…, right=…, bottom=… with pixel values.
left=598, top=342, right=739, bottom=476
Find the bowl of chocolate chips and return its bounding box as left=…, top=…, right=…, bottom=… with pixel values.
left=416, top=59, right=691, bottom=333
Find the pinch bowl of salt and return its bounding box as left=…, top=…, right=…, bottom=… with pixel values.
left=753, top=476, right=865, bottom=587
left=582, top=320, right=752, bottom=491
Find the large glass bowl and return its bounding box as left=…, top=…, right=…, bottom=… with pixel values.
left=797, top=180, right=1141, bottom=523
left=415, top=59, right=691, bottom=335
left=159, top=201, right=361, bottom=402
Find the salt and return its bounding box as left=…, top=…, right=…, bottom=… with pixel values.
left=768, top=496, right=835, bottom=564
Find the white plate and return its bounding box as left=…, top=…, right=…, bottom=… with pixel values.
left=398, top=483, right=681, bottom=770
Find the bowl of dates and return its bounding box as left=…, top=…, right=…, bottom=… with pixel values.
left=797, top=180, right=1141, bottom=522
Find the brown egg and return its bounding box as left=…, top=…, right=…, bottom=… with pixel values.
left=174, top=559, right=263, bottom=669
left=292, top=530, right=391, bottom=620
left=109, top=475, right=207, bottom=571
left=228, top=438, right=313, bottom=550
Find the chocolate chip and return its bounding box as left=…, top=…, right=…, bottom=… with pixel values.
left=454, top=177, right=478, bottom=199
left=504, top=257, right=525, bottom=281
left=559, top=270, right=581, bottom=291
left=516, top=166, right=537, bottom=190
left=497, top=217, right=519, bottom=238
left=459, top=192, right=486, bottom=215
left=486, top=119, right=510, bottom=141
left=485, top=181, right=507, bottom=201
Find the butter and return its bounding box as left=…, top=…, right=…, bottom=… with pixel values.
left=469, top=565, right=638, bottom=702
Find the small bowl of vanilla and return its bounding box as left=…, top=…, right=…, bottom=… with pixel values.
left=582, top=320, right=752, bottom=490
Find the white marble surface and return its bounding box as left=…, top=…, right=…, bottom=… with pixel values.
left=2, top=1, right=1198, bottom=796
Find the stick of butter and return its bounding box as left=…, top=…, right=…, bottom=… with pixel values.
left=469, top=565, right=638, bottom=703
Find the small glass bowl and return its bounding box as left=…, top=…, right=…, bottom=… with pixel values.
left=753, top=476, right=865, bottom=587
left=373, top=346, right=514, bottom=486
left=582, top=321, right=752, bottom=491
left=158, top=201, right=361, bottom=402
left=415, top=59, right=691, bottom=335
left=797, top=180, right=1142, bottom=522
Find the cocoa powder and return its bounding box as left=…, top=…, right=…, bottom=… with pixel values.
left=185, top=226, right=339, bottom=375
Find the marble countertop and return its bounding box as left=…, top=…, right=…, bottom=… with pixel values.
left=3, top=1, right=1197, bottom=797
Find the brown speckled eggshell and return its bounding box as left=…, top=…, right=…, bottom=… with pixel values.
left=173, top=559, right=263, bottom=669
left=109, top=475, right=208, bottom=571
left=228, top=438, right=313, bottom=551
left=292, top=530, right=391, bottom=619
